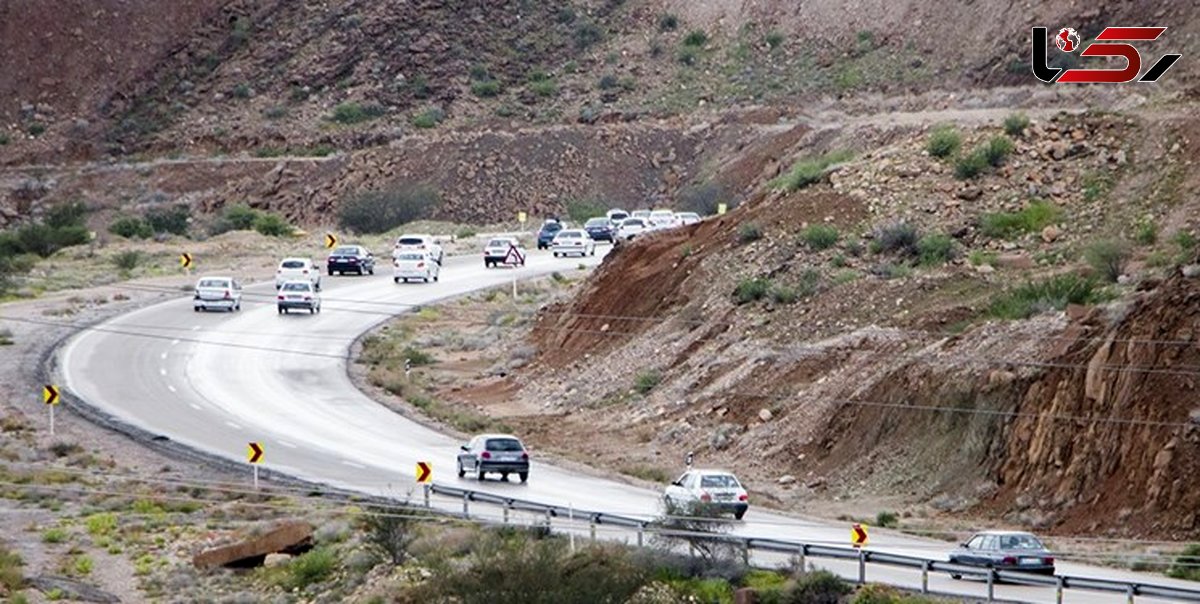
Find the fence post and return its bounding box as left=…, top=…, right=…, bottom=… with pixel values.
left=590, top=515, right=597, bottom=541
left=987, top=569, right=995, bottom=601
left=545, top=508, right=553, bottom=533
left=1056, top=576, right=1065, bottom=604
left=1126, top=584, right=1135, bottom=604
left=857, top=549, right=866, bottom=584
left=637, top=522, right=645, bottom=548
left=423, top=484, right=430, bottom=508
left=462, top=492, right=470, bottom=519
left=921, top=561, right=930, bottom=593
left=742, top=539, right=751, bottom=566
left=503, top=500, right=511, bottom=524
left=799, top=544, right=807, bottom=572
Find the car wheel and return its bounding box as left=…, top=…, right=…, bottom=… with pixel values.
left=477, top=469, right=486, bottom=481
left=278, top=307, right=285, bottom=314
left=457, top=461, right=465, bottom=478
left=950, top=574, right=962, bottom=580
left=433, top=274, right=439, bottom=282
left=590, top=248, right=595, bottom=256
left=501, top=472, right=509, bottom=482
left=423, top=276, right=429, bottom=283
left=369, top=267, right=375, bottom=275
left=519, top=472, right=528, bottom=483
left=734, top=509, right=746, bottom=520
left=194, top=306, right=200, bottom=312
left=309, top=308, right=315, bottom=314
left=394, top=277, right=400, bottom=283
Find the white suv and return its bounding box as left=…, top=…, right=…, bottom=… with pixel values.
left=275, top=257, right=321, bottom=290
left=393, top=234, right=444, bottom=265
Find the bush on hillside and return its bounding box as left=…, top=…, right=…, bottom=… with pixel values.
left=776, top=150, right=854, bottom=191
left=801, top=225, right=839, bottom=250
left=979, top=200, right=1061, bottom=239
left=338, top=185, right=440, bottom=234
left=987, top=274, right=1105, bottom=320
left=1003, top=112, right=1031, bottom=137
left=565, top=198, right=607, bottom=224
left=678, top=182, right=730, bottom=216
left=145, top=204, right=191, bottom=236
left=925, top=125, right=961, bottom=159
left=982, top=135, right=1015, bottom=167
left=1084, top=239, right=1130, bottom=283
left=916, top=233, right=955, bottom=265
left=870, top=222, right=920, bottom=257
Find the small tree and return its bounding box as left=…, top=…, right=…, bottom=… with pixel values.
left=926, top=125, right=961, bottom=159
left=339, top=185, right=440, bottom=234
left=653, top=500, right=741, bottom=566
left=1084, top=239, right=1130, bottom=283
left=360, top=504, right=423, bottom=565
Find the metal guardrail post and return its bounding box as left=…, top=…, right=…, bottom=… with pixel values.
left=1056, top=576, right=1065, bottom=604
left=742, top=539, right=751, bottom=566
left=462, top=492, right=470, bottom=518
left=858, top=550, right=866, bottom=584
left=987, top=569, right=995, bottom=601
left=1126, top=584, right=1135, bottom=604
left=799, top=544, right=807, bottom=572
left=921, top=561, right=930, bottom=593
left=545, top=507, right=553, bottom=531
left=590, top=515, right=597, bottom=541
left=637, top=522, right=645, bottom=548
left=503, top=500, right=511, bottom=524
left=423, top=484, right=430, bottom=508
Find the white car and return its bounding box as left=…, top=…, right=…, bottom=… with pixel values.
left=607, top=208, right=630, bottom=225
left=276, top=280, right=321, bottom=314
left=617, top=217, right=648, bottom=241
left=393, top=251, right=440, bottom=283
left=663, top=469, right=749, bottom=520
left=551, top=229, right=595, bottom=257
left=675, top=212, right=701, bottom=225
left=483, top=237, right=526, bottom=268
left=393, top=234, right=444, bottom=265
left=648, top=209, right=679, bottom=230
left=193, top=276, right=242, bottom=312
left=275, top=258, right=320, bottom=290
left=631, top=209, right=652, bottom=221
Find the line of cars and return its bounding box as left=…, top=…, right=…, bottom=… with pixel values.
left=537, top=208, right=701, bottom=249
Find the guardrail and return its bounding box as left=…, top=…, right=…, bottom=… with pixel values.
left=428, top=483, right=1200, bottom=603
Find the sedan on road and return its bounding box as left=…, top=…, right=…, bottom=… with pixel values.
left=648, top=209, right=679, bottom=230
left=483, top=237, right=526, bottom=268
left=393, top=234, right=444, bottom=265
left=551, top=229, right=596, bottom=257
left=393, top=251, right=440, bottom=283
left=457, top=434, right=530, bottom=483
left=193, top=277, right=242, bottom=312
left=948, top=531, right=1055, bottom=579
left=327, top=245, right=375, bottom=276
left=676, top=212, right=701, bottom=226
left=584, top=217, right=615, bottom=241
left=536, top=219, right=563, bottom=250
left=276, top=280, right=321, bottom=314
left=664, top=469, right=749, bottom=520
left=617, top=217, right=648, bottom=241
left=275, top=257, right=321, bottom=290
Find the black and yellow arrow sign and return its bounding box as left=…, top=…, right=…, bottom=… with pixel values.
left=179, top=253, right=193, bottom=269
left=247, top=442, right=264, bottom=464
left=416, top=461, right=432, bottom=483
left=42, top=385, right=60, bottom=405
left=324, top=233, right=337, bottom=249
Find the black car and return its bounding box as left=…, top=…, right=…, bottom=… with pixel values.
left=326, top=245, right=375, bottom=275
left=536, top=220, right=563, bottom=250
left=457, top=434, right=530, bottom=483
left=584, top=217, right=615, bottom=241
left=948, top=531, right=1055, bottom=579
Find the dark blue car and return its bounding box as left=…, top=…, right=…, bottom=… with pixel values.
left=584, top=217, right=614, bottom=241
left=536, top=220, right=563, bottom=250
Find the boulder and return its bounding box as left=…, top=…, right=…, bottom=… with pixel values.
left=193, top=520, right=314, bottom=569
left=758, top=408, right=773, bottom=422
left=1041, top=225, right=1060, bottom=243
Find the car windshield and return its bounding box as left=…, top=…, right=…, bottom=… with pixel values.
left=700, top=474, right=740, bottom=489
left=397, top=237, right=426, bottom=246
left=333, top=247, right=359, bottom=255
left=623, top=219, right=644, bottom=226
left=485, top=438, right=523, bottom=452
left=487, top=239, right=513, bottom=247
left=197, top=279, right=229, bottom=288
left=396, top=253, right=424, bottom=261
left=541, top=223, right=562, bottom=232
left=281, top=260, right=306, bottom=269
left=281, top=282, right=311, bottom=292
left=998, top=535, right=1045, bottom=550
left=558, top=232, right=581, bottom=238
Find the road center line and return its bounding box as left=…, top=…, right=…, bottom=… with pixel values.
left=159, top=368, right=167, bottom=376
left=224, top=421, right=242, bottom=430
left=341, top=460, right=366, bottom=469
left=191, top=326, right=200, bottom=331
left=160, top=352, right=168, bottom=360
left=167, top=385, right=177, bottom=393
left=278, top=440, right=298, bottom=449
left=189, top=403, right=202, bottom=411
left=171, top=339, right=180, bottom=346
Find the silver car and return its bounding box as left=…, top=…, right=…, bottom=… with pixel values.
left=276, top=280, right=321, bottom=314
left=193, top=277, right=242, bottom=312
left=949, top=531, right=1055, bottom=578
left=457, top=434, right=530, bottom=483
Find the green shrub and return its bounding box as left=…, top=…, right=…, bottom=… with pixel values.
left=411, top=107, right=445, bottom=129
left=112, top=250, right=142, bottom=272
left=1167, top=544, right=1200, bottom=581
left=566, top=198, right=607, bottom=224
left=28, top=123, right=45, bottom=137
left=916, top=233, right=955, bottom=266
left=252, top=212, right=293, bottom=237
left=361, top=505, right=423, bottom=565
left=284, top=548, right=337, bottom=590
left=223, top=204, right=260, bottom=230
left=988, top=274, right=1104, bottom=320
left=925, top=125, right=961, bottom=159
left=734, top=278, right=769, bottom=304
left=871, top=222, right=920, bottom=257
left=2, top=223, right=90, bottom=258
left=556, top=6, right=576, bottom=24
left=786, top=570, right=850, bottom=604
left=776, top=150, right=853, bottom=191
left=0, top=133, right=9, bottom=146
left=338, top=185, right=440, bottom=234
left=232, top=83, right=252, bottom=99
left=1173, top=230, right=1197, bottom=260
left=471, top=80, right=503, bottom=97
left=954, top=149, right=989, bottom=179
left=968, top=250, right=998, bottom=267
left=801, top=225, right=840, bottom=250
left=598, top=74, right=620, bottom=90
left=529, top=79, right=557, bottom=98
left=982, top=135, right=1015, bottom=167
left=72, top=555, right=93, bottom=576
left=1134, top=218, right=1158, bottom=246
left=45, top=201, right=88, bottom=229
left=765, top=31, right=785, bottom=49
left=574, top=21, right=604, bottom=50
left=402, top=346, right=435, bottom=366
left=456, top=227, right=477, bottom=239
left=796, top=269, right=822, bottom=297
left=873, top=262, right=913, bottom=280
left=634, top=370, right=662, bottom=395
left=852, top=584, right=942, bottom=604
left=1084, top=239, right=1130, bottom=283
left=673, top=577, right=732, bottom=603
left=658, top=13, right=679, bottom=31
left=41, top=527, right=67, bottom=544
left=329, top=102, right=385, bottom=125
left=0, top=544, right=24, bottom=593
left=979, top=200, right=1061, bottom=239
left=769, top=285, right=797, bottom=304
left=109, top=216, right=153, bottom=239
left=264, top=106, right=288, bottom=120
left=677, top=46, right=701, bottom=66
left=145, top=204, right=191, bottom=236
left=875, top=511, right=898, bottom=528
left=737, top=223, right=762, bottom=243
left=678, top=182, right=729, bottom=215
left=1003, top=112, right=1031, bottom=137
left=1082, top=170, right=1115, bottom=202
left=683, top=30, right=709, bottom=47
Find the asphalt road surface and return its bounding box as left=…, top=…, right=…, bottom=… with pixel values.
left=59, top=246, right=1197, bottom=603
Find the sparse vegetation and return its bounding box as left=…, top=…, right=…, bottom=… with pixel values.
left=954, top=149, right=989, bottom=179
left=574, top=21, right=604, bottom=50
left=1082, top=170, right=1116, bottom=202
left=471, top=80, right=503, bottom=98
left=875, top=511, right=899, bottom=528
left=41, top=527, right=67, bottom=544
left=1134, top=217, right=1157, bottom=246
left=916, top=233, right=955, bottom=266
left=765, top=31, right=785, bottom=49
left=968, top=250, right=998, bottom=267
left=1084, top=239, right=1130, bottom=283
left=769, top=284, right=798, bottom=304
left=634, top=370, right=662, bottom=395
left=980, top=200, right=1060, bottom=239
left=338, top=185, right=440, bottom=234
left=926, top=125, right=961, bottom=159
left=801, top=225, right=840, bottom=250
left=361, top=504, right=421, bottom=565
left=1167, top=544, right=1200, bottom=581
left=282, top=547, right=337, bottom=590
left=776, top=150, right=853, bottom=191
left=982, top=135, right=1015, bottom=167
left=566, top=198, right=607, bottom=223
left=529, top=78, right=557, bottom=98
left=252, top=212, right=293, bottom=237
left=734, top=277, right=770, bottom=303
left=738, top=223, right=763, bottom=243
left=109, top=215, right=154, bottom=239
left=678, top=181, right=729, bottom=216
left=658, top=13, right=679, bottom=32
left=870, top=222, right=921, bottom=257
left=112, top=250, right=142, bottom=272
left=0, top=201, right=92, bottom=258
left=145, top=204, right=191, bottom=236
left=411, top=107, right=446, bottom=129
left=598, top=74, right=620, bottom=90
left=988, top=274, right=1105, bottom=320
left=1003, top=112, right=1031, bottom=137
left=329, top=102, right=386, bottom=125
left=683, top=30, right=709, bottom=47
left=1173, top=230, right=1197, bottom=262
left=0, top=543, right=23, bottom=594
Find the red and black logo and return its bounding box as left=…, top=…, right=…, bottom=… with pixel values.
left=1032, top=26, right=1181, bottom=84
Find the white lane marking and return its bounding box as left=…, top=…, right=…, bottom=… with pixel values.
left=189, top=403, right=202, bottom=410
left=159, top=368, right=167, bottom=376
left=278, top=440, right=298, bottom=449
left=160, top=352, right=168, bottom=360
left=167, top=385, right=177, bottom=393
left=171, top=339, right=180, bottom=346
left=191, top=326, right=200, bottom=331
left=341, top=460, right=366, bottom=469
left=224, top=421, right=242, bottom=430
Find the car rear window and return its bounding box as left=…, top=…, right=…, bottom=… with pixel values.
left=281, top=260, right=306, bottom=269
left=610, top=212, right=628, bottom=219
left=487, top=239, right=512, bottom=247
left=485, top=438, right=523, bottom=452
left=333, top=247, right=358, bottom=255
left=397, top=237, right=426, bottom=246
left=623, top=219, right=644, bottom=226
left=700, top=475, right=740, bottom=489
left=559, top=231, right=581, bottom=238
left=282, top=282, right=311, bottom=291
left=586, top=219, right=608, bottom=227
left=999, top=535, right=1045, bottom=550
left=397, top=253, right=424, bottom=260
left=198, top=279, right=229, bottom=288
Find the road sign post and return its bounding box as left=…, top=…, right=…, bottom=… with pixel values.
left=518, top=211, right=527, bottom=226
left=504, top=243, right=525, bottom=298
left=685, top=451, right=693, bottom=468
left=42, top=385, right=60, bottom=435
left=247, top=442, right=264, bottom=489
left=405, top=358, right=412, bottom=381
